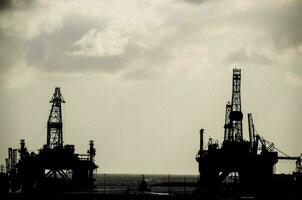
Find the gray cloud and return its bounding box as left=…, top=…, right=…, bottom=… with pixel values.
left=1, top=0, right=302, bottom=84
left=23, top=11, right=175, bottom=77
left=265, top=1, right=302, bottom=50
left=227, top=0, right=302, bottom=50
left=225, top=48, right=273, bottom=65
left=0, top=0, right=11, bottom=11
left=272, top=8, right=302, bottom=49
left=24, top=14, right=126, bottom=73
left=0, top=0, right=40, bottom=86
left=0, top=0, right=37, bottom=61
left=182, top=0, right=206, bottom=4
left=0, top=33, right=24, bottom=70
left=0, top=0, right=34, bottom=12
left=25, top=28, right=171, bottom=74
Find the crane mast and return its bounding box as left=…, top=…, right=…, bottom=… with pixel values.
left=248, top=113, right=255, bottom=145
left=224, top=102, right=232, bottom=141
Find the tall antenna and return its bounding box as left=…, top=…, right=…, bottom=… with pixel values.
left=47, top=87, right=65, bottom=148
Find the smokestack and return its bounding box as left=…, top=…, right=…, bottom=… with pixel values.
left=200, top=129, right=204, bottom=151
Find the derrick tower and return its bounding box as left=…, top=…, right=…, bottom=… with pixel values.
left=4, top=87, right=98, bottom=193
left=224, top=69, right=243, bottom=142
left=47, top=87, right=65, bottom=148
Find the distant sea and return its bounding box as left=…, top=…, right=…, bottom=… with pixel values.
left=93, top=174, right=199, bottom=195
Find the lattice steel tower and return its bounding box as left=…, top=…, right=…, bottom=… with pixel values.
left=224, top=69, right=243, bottom=142
left=229, top=68, right=243, bottom=141
left=224, top=101, right=232, bottom=141
left=47, top=87, right=65, bottom=148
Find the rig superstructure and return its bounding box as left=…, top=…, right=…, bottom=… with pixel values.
left=196, top=69, right=301, bottom=197
left=5, top=87, right=98, bottom=193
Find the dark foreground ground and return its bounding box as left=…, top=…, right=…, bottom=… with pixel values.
left=2, top=174, right=301, bottom=200
left=5, top=193, right=196, bottom=200
left=3, top=192, right=302, bottom=200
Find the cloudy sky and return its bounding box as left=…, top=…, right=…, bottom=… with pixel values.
left=0, top=0, right=302, bottom=174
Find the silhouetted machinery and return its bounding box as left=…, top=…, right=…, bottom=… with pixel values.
left=195, top=69, right=299, bottom=196
left=5, top=87, right=98, bottom=193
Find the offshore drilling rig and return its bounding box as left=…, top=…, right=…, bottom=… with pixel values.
left=5, top=87, right=98, bottom=193
left=196, top=69, right=301, bottom=196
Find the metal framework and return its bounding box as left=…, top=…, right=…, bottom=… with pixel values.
left=229, top=68, right=243, bottom=141
left=247, top=113, right=255, bottom=145
left=47, top=87, right=65, bottom=148
left=224, top=102, right=232, bottom=141
left=196, top=68, right=280, bottom=196
left=88, top=140, right=96, bottom=185
left=4, top=88, right=98, bottom=193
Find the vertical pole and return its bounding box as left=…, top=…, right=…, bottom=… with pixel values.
left=8, top=148, right=12, bottom=173
left=103, top=173, right=106, bottom=194
left=183, top=176, right=186, bottom=194
left=168, top=174, right=171, bottom=194
left=88, top=140, right=95, bottom=186
left=200, top=129, right=204, bottom=151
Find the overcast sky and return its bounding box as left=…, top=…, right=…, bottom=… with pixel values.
left=0, top=0, right=302, bottom=174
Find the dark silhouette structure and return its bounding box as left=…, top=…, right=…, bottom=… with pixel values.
left=5, top=87, right=98, bottom=193
left=47, top=87, right=65, bottom=148
left=196, top=69, right=301, bottom=198
left=2, top=72, right=301, bottom=199
left=0, top=166, right=9, bottom=197
left=226, top=68, right=243, bottom=142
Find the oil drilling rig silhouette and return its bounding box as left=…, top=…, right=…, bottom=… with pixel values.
left=5, top=87, right=98, bottom=193
left=196, top=69, right=302, bottom=196
left=1, top=69, right=301, bottom=198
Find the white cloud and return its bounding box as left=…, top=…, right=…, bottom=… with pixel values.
left=1, top=0, right=302, bottom=85
left=68, top=28, right=129, bottom=57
